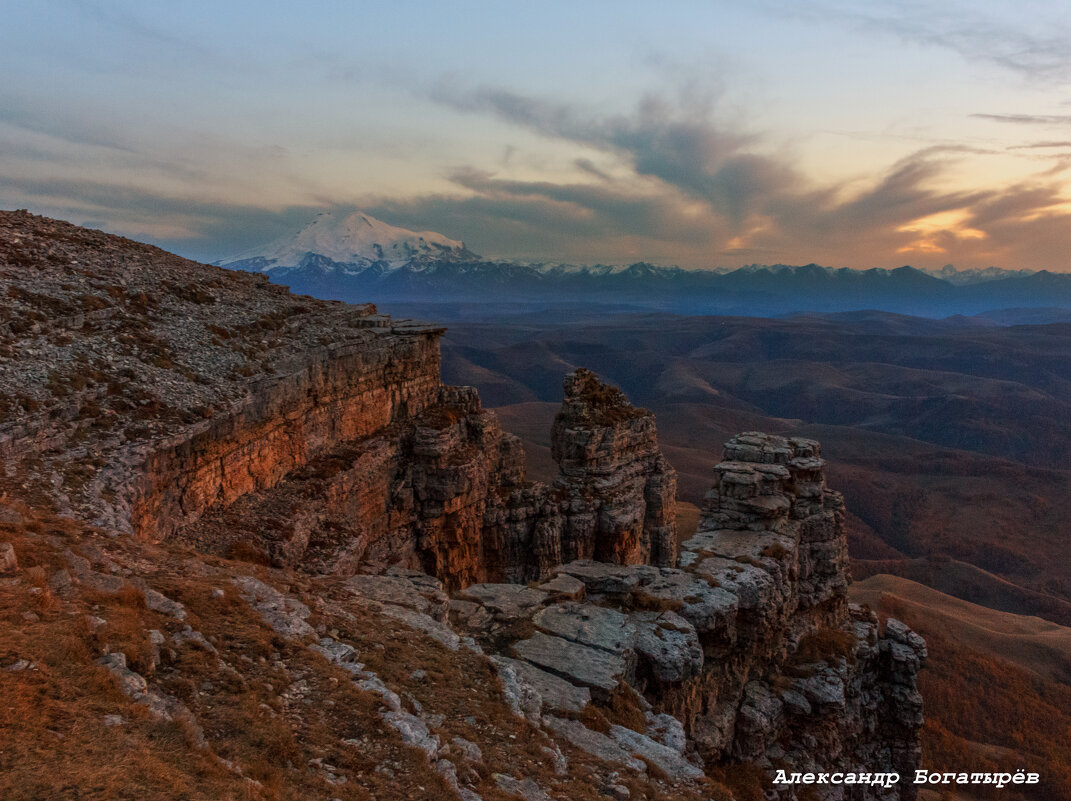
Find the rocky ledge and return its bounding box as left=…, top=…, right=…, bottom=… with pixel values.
left=358, top=432, right=927, bottom=799
left=0, top=212, right=675, bottom=591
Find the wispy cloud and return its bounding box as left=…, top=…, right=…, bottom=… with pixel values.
left=1008, top=140, right=1071, bottom=149
left=359, top=84, right=1071, bottom=268
left=763, top=0, right=1071, bottom=81
left=974, top=114, right=1071, bottom=125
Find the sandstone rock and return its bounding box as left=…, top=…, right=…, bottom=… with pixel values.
left=885, top=617, right=928, bottom=659
left=608, top=725, right=704, bottom=780
left=138, top=584, right=187, bottom=620
left=448, top=599, right=494, bottom=634
left=537, top=573, right=585, bottom=600
left=345, top=571, right=449, bottom=621
left=493, top=774, right=552, bottom=801
left=451, top=736, right=483, bottom=764
left=382, top=710, right=439, bottom=758
left=232, top=576, right=314, bottom=638
left=794, top=668, right=846, bottom=713
left=555, top=560, right=647, bottom=595
left=458, top=583, right=547, bottom=622
left=375, top=603, right=462, bottom=652
left=47, top=569, right=72, bottom=596
left=310, top=638, right=360, bottom=666
left=64, top=549, right=125, bottom=593
left=631, top=568, right=738, bottom=635
left=631, top=611, right=702, bottom=683
left=645, top=711, right=688, bottom=753
left=779, top=688, right=812, bottom=716
left=490, top=656, right=543, bottom=724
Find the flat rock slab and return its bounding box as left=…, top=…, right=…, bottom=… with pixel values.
left=794, top=669, right=846, bottom=712
left=533, top=602, right=635, bottom=654
left=346, top=573, right=449, bottom=620
left=459, top=583, right=548, bottom=621
left=538, top=573, right=585, bottom=600
left=631, top=610, right=702, bottom=682
left=493, top=656, right=590, bottom=713
left=0, top=543, right=16, bottom=576
left=494, top=774, right=552, bottom=801
left=608, top=724, right=704, bottom=780
left=544, top=717, right=645, bottom=773
left=685, top=528, right=795, bottom=563
left=377, top=603, right=462, bottom=652
left=511, top=632, right=626, bottom=697
left=630, top=569, right=738, bottom=635
left=232, top=576, right=314, bottom=638
left=692, top=556, right=778, bottom=613
left=556, top=561, right=656, bottom=595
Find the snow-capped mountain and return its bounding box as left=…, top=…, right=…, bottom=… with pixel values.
left=212, top=212, right=1071, bottom=318
left=218, top=210, right=476, bottom=272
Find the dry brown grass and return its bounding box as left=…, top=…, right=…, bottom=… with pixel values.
left=760, top=542, right=789, bottom=560
left=788, top=626, right=856, bottom=669
left=0, top=504, right=728, bottom=801
left=866, top=590, right=1071, bottom=801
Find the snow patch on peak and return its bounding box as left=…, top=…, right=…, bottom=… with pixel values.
left=219, top=210, right=471, bottom=271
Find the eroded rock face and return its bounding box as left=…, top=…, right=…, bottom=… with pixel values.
left=447, top=432, right=925, bottom=800
left=174, top=368, right=675, bottom=591
left=550, top=369, right=678, bottom=568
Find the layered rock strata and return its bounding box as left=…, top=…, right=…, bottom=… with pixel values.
left=180, top=370, right=676, bottom=590
left=0, top=212, right=675, bottom=590
left=447, top=432, right=926, bottom=800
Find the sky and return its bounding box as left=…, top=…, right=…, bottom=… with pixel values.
left=4, top=0, right=1071, bottom=270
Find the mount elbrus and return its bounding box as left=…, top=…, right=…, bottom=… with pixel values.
left=219, top=209, right=1071, bottom=317
left=0, top=210, right=924, bottom=801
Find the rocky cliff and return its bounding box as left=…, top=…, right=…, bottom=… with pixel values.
left=447, top=432, right=926, bottom=800
left=0, top=211, right=674, bottom=591
left=0, top=211, right=923, bottom=801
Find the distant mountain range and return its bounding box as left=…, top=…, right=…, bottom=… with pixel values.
left=217, top=211, right=1071, bottom=318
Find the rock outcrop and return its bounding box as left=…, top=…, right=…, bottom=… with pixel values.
left=176, top=368, right=674, bottom=590
left=550, top=368, right=677, bottom=567
left=449, top=433, right=926, bottom=799
left=0, top=211, right=675, bottom=590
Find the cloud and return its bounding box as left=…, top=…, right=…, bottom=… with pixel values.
left=763, top=0, right=1071, bottom=82
left=973, top=114, right=1071, bottom=125
left=0, top=172, right=322, bottom=261
left=15, top=79, right=1068, bottom=272
left=405, top=85, right=1071, bottom=268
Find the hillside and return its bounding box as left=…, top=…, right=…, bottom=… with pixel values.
left=852, top=576, right=1071, bottom=801
left=426, top=309, right=1071, bottom=614
left=1, top=212, right=929, bottom=801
